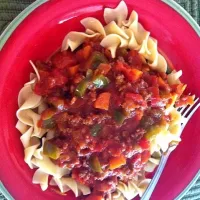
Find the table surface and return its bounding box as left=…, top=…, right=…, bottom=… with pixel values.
left=0, top=0, right=200, bottom=199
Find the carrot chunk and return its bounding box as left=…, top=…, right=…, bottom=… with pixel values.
left=67, top=65, right=79, bottom=76
left=109, top=155, right=126, bottom=170
left=94, top=92, right=111, bottom=110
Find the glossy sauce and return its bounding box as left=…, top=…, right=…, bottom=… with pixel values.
left=34, top=37, right=192, bottom=199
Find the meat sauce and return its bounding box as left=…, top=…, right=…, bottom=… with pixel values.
left=34, top=36, right=193, bottom=199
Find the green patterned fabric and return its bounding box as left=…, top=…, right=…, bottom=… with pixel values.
left=0, top=0, right=199, bottom=199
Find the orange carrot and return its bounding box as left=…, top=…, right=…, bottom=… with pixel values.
left=128, top=68, right=143, bottom=82
left=109, top=155, right=126, bottom=170
left=82, top=45, right=92, bottom=60
left=94, top=92, right=111, bottom=110
left=67, top=65, right=79, bottom=76
left=158, top=77, right=170, bottom=91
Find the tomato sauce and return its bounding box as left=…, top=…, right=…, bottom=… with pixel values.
left=34, top=36, right=192, bottom=199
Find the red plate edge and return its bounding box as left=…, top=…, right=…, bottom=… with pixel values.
left=0, top=0, right=200, bottom=200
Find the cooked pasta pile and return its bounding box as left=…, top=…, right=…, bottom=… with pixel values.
left=16, top=1, right=193, bottom=200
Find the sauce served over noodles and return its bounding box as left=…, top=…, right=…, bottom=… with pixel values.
left=33, top=37, right=192, bottom=199
left=16, top=1, right=194, bottom=199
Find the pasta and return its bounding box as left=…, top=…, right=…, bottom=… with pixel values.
left=15, top=1, right=194, bottom=199
left=50, top=177, right=91, bottom=196
left=33, top=138, right=46, bottom=160
left=117, top=181, right=140, bottom=200
left=147, top=108, right=182, bottom=154
left=32, top=169, right=49, bottom=191
left=144, top=157, right=161, bottom=173
left=62, top=32, right=99, bottom=51
left=100, top=34, right=128, bottom=58
left=104, top=21, right=129, bottom=39
left=104, top=1, right=128, bottom=26
left=81, top=17, right=106, bottom=36
left=115, top=179, right=151, bottom=200
left=32, top=155, right=70, bottom=178
left=61, top=0, right=167, bottom=73
left=167, top=70, right=182, bottom=85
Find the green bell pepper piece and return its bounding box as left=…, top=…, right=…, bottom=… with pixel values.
left=114, top=110, right=126, bottom=125
left=90, top=51, right=108, bottom=69
left=93, top=75, right=110, bottom=88
left=86, top=69, right=93, bottom=79
left=75, top=79, right=89, bottom=97
left=41, top=118, right=55, bottom=129
left=90, top=124, right=101, bottom=137
left=89, top=155, right=102, bottom=173
left=43, top=141, right=61, bottom=160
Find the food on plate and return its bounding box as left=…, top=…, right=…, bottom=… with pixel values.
left=16, top=1, right=194, bottom=199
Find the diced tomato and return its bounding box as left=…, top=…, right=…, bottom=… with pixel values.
left=135, top=110, right=144, bottom=121
left=35, top=60, right=51, bottom=71
left=141, top=150, right=151, bottom=164
left=51, top=50, right=77, bottom=69
left=82, top=45, right=92, bottom=59
left=109, top=155, right=126, bottom=170
left=125, top=93, right=144, bottom=103
left=129, top=153, right=142, bottom=169
left=94, top=92, right=111, bottom=110
left=127, top=68, right=143, bottom=82
left=116, top=48, right=128, bottom=58
left=142, top=64, right=150, bottom=72
left=127, top=50, right=143, bottom=68
left=34, top=69, right=68, bottom=95
left=107, top=143, right=123, bottom=157
left=143, top=74, right=158, bottom=86
left=71, top=168, right=84, bottom=184
left=151, top=76, right=158, bottom=86
left=125, top=93, right=147, bottom=108
left=76, top=45, right=92, bottom=61
left=38, top=70, right=50, bottom=80
left=67, top=65, right=79, bottom=76
left=138, top=138, right=150, bottom=149
left=34, top=70, right=55, bottom=95
left=52, top=69, right=68, bottom=84
left=151, top=97, right=166, bottom=108
left=115, top=61, right=126, bottom=71
left=148, top=87, right=160, bottom=98
left=34, top=83, right=44, bottom=95
left=115, top=61, right=142, bottom=83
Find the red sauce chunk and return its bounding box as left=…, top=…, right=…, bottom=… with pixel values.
left=34, top=37, right=193, bottom=198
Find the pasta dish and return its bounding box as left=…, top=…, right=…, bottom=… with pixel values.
left=16, top=1, right=194, bottom=199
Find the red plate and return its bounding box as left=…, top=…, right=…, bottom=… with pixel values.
left=0, top=0, right=200, bottom=199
